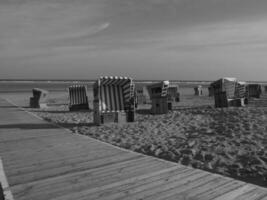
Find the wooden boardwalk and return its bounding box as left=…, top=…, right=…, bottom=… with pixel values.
left=0, top=98, right=267, bottom=200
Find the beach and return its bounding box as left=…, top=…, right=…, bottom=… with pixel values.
left=1, top=83, right=266, bottom=188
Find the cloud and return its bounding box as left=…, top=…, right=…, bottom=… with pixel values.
left=49, top=22, right=110, bottom=41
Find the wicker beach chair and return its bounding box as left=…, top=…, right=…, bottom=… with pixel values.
left=212, top=77, right=245, bottom=108
left=93, top=76, right=135, bottom=125
left=147, top=81, right=170, bottom=114
left=68, top=85, right=89, bottom=111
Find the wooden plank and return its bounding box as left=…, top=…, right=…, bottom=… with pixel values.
left=0, top=134, right=98, bottom=152
left=50, top=166, right=185, bottom=200
left=191, top=179, right=247, bottom=200
left=82, top=168, right=196, bottom=200
left=260, top=195, right=267, bottom=200
left=0, top=129, right=63, bottom=142
left=232, top=188, right=267, bottom=200
left=4, top=147, right=125, bottom=173
left=1, top=140, right=111, bottom=161
left=89, top=169, right=207, bottom=200
left=11, top=157, right=170, bottom=200
left=212, top=185, right=256, bottom=200
left=169, top=177, right=232, bottom=200
left=8, top=152, right=141, bottom=186
left=1, top=141, right=119, bottom=167
left=6, top=150, right=130, bottom=177
left=124, top=173, right=215, bottom=200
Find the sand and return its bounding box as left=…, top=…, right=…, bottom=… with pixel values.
left=2, top=91, right=267, bottom=187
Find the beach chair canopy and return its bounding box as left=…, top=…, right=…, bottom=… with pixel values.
left=93, top=76, right=134, bottom=112
left=147, top=80, right=170, bottom=99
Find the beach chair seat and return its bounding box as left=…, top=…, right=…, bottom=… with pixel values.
left=68, top=85, right=89, bottom=111
left=212, top=77, right=247, bottom=108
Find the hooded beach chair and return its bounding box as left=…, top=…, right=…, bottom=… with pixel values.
left=68, top=85, right=89, bottom=111
left=93, top=76, right=135, bottom=125
left=212, top=77, right=245, bottom=107
left=147, top=80, right=170, bottom=114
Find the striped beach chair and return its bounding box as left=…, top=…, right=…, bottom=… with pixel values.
left=68, top=85, right=89, bottom=111
left=29, top=88, right=49, bottom=108
left=147, top=81, right=170, bottom=114
left=93, top=76, right=135, bottom=125
left=235, top=81, right=247, bottom=98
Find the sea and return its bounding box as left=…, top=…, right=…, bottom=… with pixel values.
left=0, top=79, right=266, bottom=94
left=0, top=79, right=212, bottom=93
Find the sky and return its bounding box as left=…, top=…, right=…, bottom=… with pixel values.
left=1, top=0, right=267, bottom=81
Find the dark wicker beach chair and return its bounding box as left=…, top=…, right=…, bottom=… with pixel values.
left=68, top=85, right=89, bottom=111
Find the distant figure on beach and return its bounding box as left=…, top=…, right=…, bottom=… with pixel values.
left=29, top=88, right=49, bottom=108
left=194, top=85, right=203, bottom=96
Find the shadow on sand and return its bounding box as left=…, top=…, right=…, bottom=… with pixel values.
left=31, top=109, right=92, bottom=114
left=0, top=122, right=95, bottom=130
